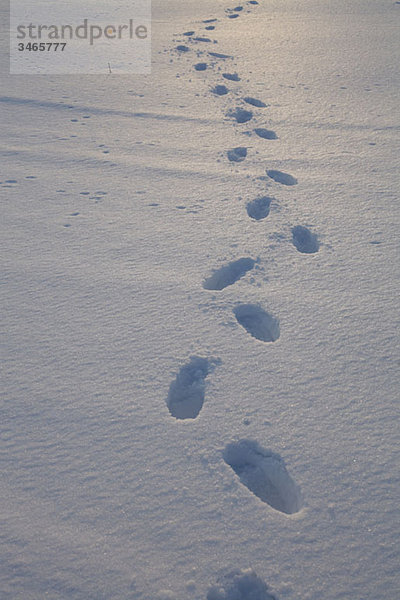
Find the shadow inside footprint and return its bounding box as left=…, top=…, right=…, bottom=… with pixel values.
left=212, top=84, right=229, bottom=96
left=223, top=440, right=303, bottom=514
left=266, top=170, right=298, bottom=186
left=228, top=108, right=253, bottom=123
left=254, top=128, right=278, bottom=140
left=244, top=97, right=267, bottom=108
left=246, top=196, right=272, bottom=220
left=166, top=357, right=215, bottom=420
left=223, top=72, right=240, bottom=81
left=194, top=62, right=208, bottom=71
left=208, top=568, right=278, bottom=600
left=227, top=147, right=247, bottom=162
left=203, top=257, right=255, bottom=290
left=234, top=304, right=280, bottom=342
left=292, top=226, right=320, bottom=254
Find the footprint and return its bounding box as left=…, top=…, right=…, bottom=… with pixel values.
left=166, top=357, right=216, bottom=420
left=223, top=73, right=240, bottom=82
left=243, top=97, right=267, bottom=108
left=209, top=51, right=232, bottom=59
left=234, top=304, right=280, bottom=342
left=194, top=62, right=208, bottom=71
left=183, top=31, right=195, bottom=36
left=193, top=36, right=212, bottom=43
left=211, top=84, right=229, bottom=96
left=246, top=196, right=272, bottom=220
left=266, top=170, right=298, bottom=186
left=223, top=440, right=303, bottom=514
left=203, top=257, right=255, bottom=290
left=292, top=226, right=319, bottom=254
left=176, top=45, right=190, bottom=52
left=207, top=569, right=278, bottom=600
left=205, top=25, right=216, bottom=30
left=254, top=128, right=277, bottom=140
left=228, top=108, right=253, bottom=123
left=227, top=147, right=247, bottom=163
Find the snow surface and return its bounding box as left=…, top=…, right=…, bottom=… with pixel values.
left=1, top=0, right=400, bottom=599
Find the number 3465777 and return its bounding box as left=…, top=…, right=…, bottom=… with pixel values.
left=18, top=42, right=67, bottom=51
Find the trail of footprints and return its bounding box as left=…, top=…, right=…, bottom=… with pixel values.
left=166, top=2, right=320, bottom=595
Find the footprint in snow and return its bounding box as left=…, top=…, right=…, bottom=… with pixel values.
left=194, top=62, right=208, bottom=71
left=176, top=45, right=189, bottom=52
left=203, top=257, right=255, bottom=290
left=254, top=128, right=278, bottom=140
left=209, top=51, right=233, bottom=59
left=207, top=568, right=278, bottom=600
left=227, top=147, right=247, bottom=162
left=234, top=303, right=280, bottom=342
left=223, top=440, right=303, bottom=514
left=266, top=169, right=298, bottom=186
left=223, top=72, right=240, bottom=82
left=192, top=36, right=212, bottom=43
left=246, top=196, right=272, bottom=220
left=166, top=357, right=218, bottom=420
left=212, top=84, right=229, bottom=96
left=227, top=108, right=253, bottom=123
left=244, top=97, right=267, bottom=108
left=292, top=226, right=320, bottom=254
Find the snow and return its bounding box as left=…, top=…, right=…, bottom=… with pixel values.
left=1, top=0, right=400, bottom=599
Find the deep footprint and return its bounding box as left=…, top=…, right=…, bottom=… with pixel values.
left=166, top=357, right=215, bottom=420
left=234, top=304, right=280, bottom=342
left=244, top=96, right=267, bottom=108
left=292, top=226, right=320, bottom=254
left=223, top=440, right=303, bottom=514
left=227, top=147, right=247, bottom=162
left=228, top=108, right=253, bottom=123
left=208, top=569, right=278, bottom=600
left=246, top=196, right=272, bottom=220
left=266, top=170, right=298, bottom=186
left=254, top=128, right=278, bottom=140
left=203, top=257, right=255, bottom=290
left=194, top=62, right=208, bottom=71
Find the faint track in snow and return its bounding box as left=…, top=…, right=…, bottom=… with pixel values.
left=0, top=96, right=214, bottom=125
